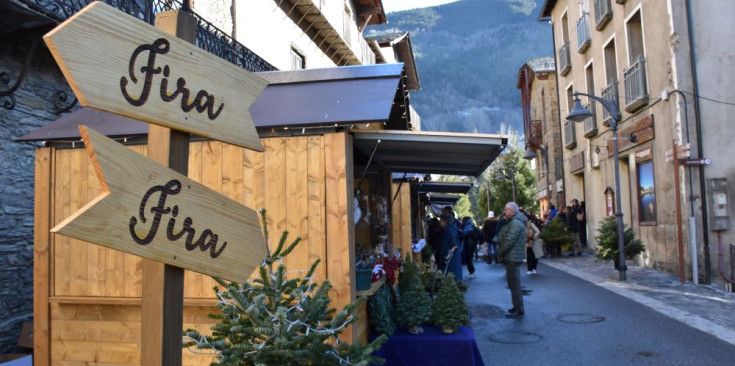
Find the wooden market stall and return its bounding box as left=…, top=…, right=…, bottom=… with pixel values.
left=25, top=64, right=507, bottom=365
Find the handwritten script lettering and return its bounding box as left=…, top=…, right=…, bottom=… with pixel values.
left=129, top=179, right=227, bottom=258
left=120, top=38, right=224, bottom=120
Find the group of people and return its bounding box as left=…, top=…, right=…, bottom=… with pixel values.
left=426, top=206, right=483, bottom=283
left=426, top=198, right=588, bottom=319
left=543, top=199, right=587, bottom=257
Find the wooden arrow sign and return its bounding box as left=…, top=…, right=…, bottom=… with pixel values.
left=52, top=126, right=267, bottom=283
left=43, top=2, right=266, bottom=151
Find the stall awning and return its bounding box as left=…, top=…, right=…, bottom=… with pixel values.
left=426, top=194, right=461, bottom=215
left=352, top=130, right=507, bottom=178
left=253, top=63, right=406, bottom=128
left=412, top=182, right=473, bottom=194
left=18, top=63, right=410, bottom=142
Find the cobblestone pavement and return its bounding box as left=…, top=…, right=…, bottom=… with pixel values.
left=541, top=253, right=735, bottom=346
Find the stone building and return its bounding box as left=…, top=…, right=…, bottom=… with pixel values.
left=516, top=57, right=561, bottom=216
left=539, top=0, right=735, bottom=287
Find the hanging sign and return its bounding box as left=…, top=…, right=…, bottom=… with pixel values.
left=52, top=126, right=267, bottom=283
left=43, top=2, right=267, bottom=151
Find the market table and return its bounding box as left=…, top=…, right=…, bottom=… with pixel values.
left=372, top=326, right=485, bottom=366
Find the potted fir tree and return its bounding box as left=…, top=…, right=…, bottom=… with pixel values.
left=431, top=273, right=469, bottom=334
left=395, top=260, right=432, bottom=334
left=595, top=216, right=645, bottom=268
left=538, top=218, right=574, bottom=257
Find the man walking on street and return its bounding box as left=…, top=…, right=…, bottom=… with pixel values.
left=498, top=202, right=527, bottom=318
left=566, top=199, right=583, bottom=256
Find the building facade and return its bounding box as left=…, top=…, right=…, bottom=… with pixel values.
left=0, top=0, right=402, bottom=355
left=539, top=0, right=735, bottom=287
left=517, top=57, right=561, bottom=216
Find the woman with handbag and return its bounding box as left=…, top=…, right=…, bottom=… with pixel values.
left=525, top=219, right=541, bottom=275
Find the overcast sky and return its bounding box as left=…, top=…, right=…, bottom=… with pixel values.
left=382, top=0, right=462, bottom=13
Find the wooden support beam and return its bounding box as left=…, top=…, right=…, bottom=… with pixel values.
left=140, top=9, right=196, bottom=366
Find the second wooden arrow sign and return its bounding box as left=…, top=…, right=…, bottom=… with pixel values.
left=52, top=126, right=267, bottom=283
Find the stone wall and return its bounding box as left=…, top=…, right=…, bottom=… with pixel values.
left=0, top=37, right=75, bottom=354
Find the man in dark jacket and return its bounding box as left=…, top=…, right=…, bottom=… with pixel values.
left=566, top=199, right=582, bottom=256
left=482, top=215, right=498, bottom=263
left=498, top=202, right=527, bottom=318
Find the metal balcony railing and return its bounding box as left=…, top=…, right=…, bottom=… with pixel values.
left=600, top=78, right=620, bottom=126
left=594, top=0, right=613, bottom=30
left=624, top=56, right=649, bottom=112
left=582, top=102, right=598, bottom=137
left=576, top=12, right=591, bottom=53
left=16, top=0, right=276, bottom=73
left=564, top=120, right=577, bottom=149
left=558, top=41, right=571, bottom=76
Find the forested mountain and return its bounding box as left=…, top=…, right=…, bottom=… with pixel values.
left=366, top=0, right=552, bottom=134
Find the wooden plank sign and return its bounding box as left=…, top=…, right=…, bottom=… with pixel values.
left=52, top=126, right=267, bottom=283
left=43, top=2, right=267, bottom=151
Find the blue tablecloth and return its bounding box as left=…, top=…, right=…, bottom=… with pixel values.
left=373, top=326, right=485, bottom=366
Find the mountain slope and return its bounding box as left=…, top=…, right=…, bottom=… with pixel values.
left=367, top=0, right=552, bottom=133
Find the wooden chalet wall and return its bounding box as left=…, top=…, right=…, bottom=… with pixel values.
left=33, top=133, right=356, bottom=365
left=390, top=182, right=413, bottom=258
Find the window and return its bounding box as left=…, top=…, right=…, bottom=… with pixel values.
left=559, top=12, right=571, bottom=75
left=601, top=39, right=619, bottom=125
left=290, top=47, right=305, bottom=70
left=564, top=86, right=577, bottom=149
left=626, top=11, right=644, bottom=62
left=637, top=160, right=657, bottom=224
left=603, top=40, right=617, bottom=83
left=583, top=63, right=598, bottom=137
left=624, top=10, right=648, bottom=111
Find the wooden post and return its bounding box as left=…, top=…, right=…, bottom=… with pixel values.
left=33, top=147, right=53, bottom=366
left=325, top=132, right=356, bottom=342
left=141, top=10, right=196, bottom=366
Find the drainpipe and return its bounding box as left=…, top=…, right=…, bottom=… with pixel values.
left=685, top=0, right=711, bottom=284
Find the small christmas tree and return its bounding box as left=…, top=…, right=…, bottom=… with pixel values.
left=398, top=258, right=420, bottom=296
left=431, top=273, right=469, bottom=334
left=539, top=218, right=574, bottom=256
left=595, top=216, right=645, bottom=267
left=183, top=210, right=386, bottom=365
left=394, top=260, right=432, bottom=334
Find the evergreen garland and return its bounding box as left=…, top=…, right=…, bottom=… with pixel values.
left=367, top=284, right=395, bottom=336
left=183, top=210, right=386, bottom=366
left=431, top=273, right=469, bottom=333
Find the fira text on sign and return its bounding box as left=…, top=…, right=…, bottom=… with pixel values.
left=129, top=179, right=228, bottom=259
left=120, top=38, right=224, bottom=120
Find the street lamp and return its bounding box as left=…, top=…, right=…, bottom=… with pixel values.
left=567, top=91, right=627, bottom=281
left=496, top=170, right=516, bottom=203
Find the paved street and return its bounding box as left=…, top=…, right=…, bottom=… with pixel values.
left=464, top=254, right=735, bottom=366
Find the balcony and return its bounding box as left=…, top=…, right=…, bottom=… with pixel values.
left=600, top=78, right=620, bottom=127
left=558, top=41, right=571, bottom=76
left=582, top=102, right=598, bottom=137
left=624, top=56, right=649, bottom=112
left=594, top=0, right=613, bottom=30
left=564, top=120, right=577, bottom=149
left=13, top=0, right=276, bottom=73
left=576, top=12, right=591, bottom=53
